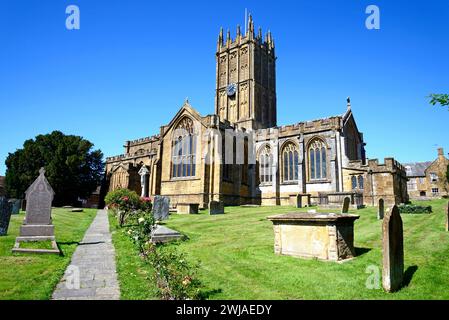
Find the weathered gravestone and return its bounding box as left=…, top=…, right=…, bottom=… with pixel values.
left=209, top=201, right=224, bottom=215
left=12, top=168, right=60, bottom=254
left=9, top=199, right=22, bottom=214
left=151, top=225, right=183, bottom=243
left=445, top=202, right=449, bottom=232
left=377, top=198, right=385, bottom=220
left=341, top=197, right=350, bottom=214
left=382, top=205, right=404, bottom=292
left=0, top=197, right=13, bottom=236
left=153, top=195, right=170, bottom=221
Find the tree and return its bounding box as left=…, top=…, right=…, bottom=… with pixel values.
left=429, top=94, right=449, bottom=108
left=5, top=131, right=104, bottom=206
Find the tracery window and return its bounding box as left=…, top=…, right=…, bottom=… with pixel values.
left=259, top=145, right=273, bottom=184
left=172, top=117, right=197, bottom=178
left=282, top=142, right=299, bottom=182
left=309, top=139, right=327, bottom=180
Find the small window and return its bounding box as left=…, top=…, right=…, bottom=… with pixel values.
left=432, top=188, right=439, bottom=195
left=358, top=176, right=364, bottom=190
left=351, top=176, right=357, bottom=190
left=430, top=173, right=438, bottom=182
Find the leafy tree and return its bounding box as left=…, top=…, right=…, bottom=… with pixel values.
left=429, top=94, right=449, bottom=108
left=5, top=131, right=104, bottom=206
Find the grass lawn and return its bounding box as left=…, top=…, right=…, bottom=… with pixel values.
left=109, top=214, right=159, bottom=300
left=0, top=208, right=96, bottom=300
left=113, top=199, right=449, bottom=300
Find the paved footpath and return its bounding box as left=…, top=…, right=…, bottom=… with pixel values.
left=52, top=209, right=120, bottom=300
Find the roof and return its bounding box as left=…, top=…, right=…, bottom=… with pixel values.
left=403, top=162, right=432, bottom=177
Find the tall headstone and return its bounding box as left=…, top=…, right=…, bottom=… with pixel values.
left=445, top=201, right=449, bottom=232
left=341, top=197, right=350, bottom=214
left=377, top=198, right=385, bottom=220
left=0, top=197, right=12, bottom=236
left=382, top=205, right=404, bottom=292
left=12, top=168, right=60, bottom=254
left=153, top=195, right=170, bottom=221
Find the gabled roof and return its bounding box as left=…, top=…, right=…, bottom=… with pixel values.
left=403, top=162, right=432, bottom=177
left=161, top=100, right=206, bottom=139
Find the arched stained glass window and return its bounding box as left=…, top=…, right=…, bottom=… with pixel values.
left=259, top=145, right=272, bottom=183
left=282, top=142, right=299, bottom=183
left=172, top=117, right=197, bottom=178
left=309, top=139, right=328, bottom=180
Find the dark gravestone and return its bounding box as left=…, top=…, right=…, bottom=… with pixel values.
left=0, top=197, right=13, bottom=236
left=341, top=197, right=350, bottom=214
left=378, top=198, right=385, bottom=220
left=9, top=199, right=22, bottom=215
left=153, top=196, right=170, bottom=221
left=12, top=168, right=60, bottom=254
left=382, top=205, right=404, bottom=292
left=209, top=201, right=224, bottom=215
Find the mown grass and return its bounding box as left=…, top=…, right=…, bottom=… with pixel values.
left=111, top=199, right=449, bottom=300
left=109, top=214, right=159, bottom=300
left=0, top=208, right=96, bottom=300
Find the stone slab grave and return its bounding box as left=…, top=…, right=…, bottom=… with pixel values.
left=267, top=212, right=360, bottom=262
left=151, top=225, right=183, bottom=244
left=177, top=203, right=199, bottom=214
left=0, top=197, right=13, bottom=236
left=209, top=201, right=224, bottom=215
left=377, top=198, right=385, bottom=220
left=9, top=199, right=22, bottom=215
left=153, top=195, right=170, bottom=221
left=12, top=168, right=60, bottom=254
left=71, top=208, right=83, bottom=212
left=382, top=205, right=404, bottom=292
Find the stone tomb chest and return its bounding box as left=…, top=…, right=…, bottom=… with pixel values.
left=177, top=203, right=199, bottom=214
left=267, top=212, right=360, bottom=262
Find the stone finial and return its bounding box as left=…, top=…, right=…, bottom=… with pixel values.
left=236, top=24, right=241, bottom=36
left=382, top=205, right=404, bottom=292
left=258, top=27, right=262, bottom=39
left=347, top=96, right=351, bottom=110
left=39, top=167, right=45, bottom=175
left=226, top=28, right=231, bottom=43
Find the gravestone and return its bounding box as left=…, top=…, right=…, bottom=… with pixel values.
left=9, top=199, right=22, bottom=214
left=209, top=201, right=224, bottom=215
left=377, top=198, right=385, bottom=220
left=153, top=195, right=170, bottom=221
left=0, top=197, right=13, bottom=236
left=382, top=205, right=404, bottom=292
left=151, top=225, right=183, bottom=243
left=341, top=197, right=350, bottom=214
left=12, top=168, right=60, bottom=254
left=445, top=202, right=449, bottom=232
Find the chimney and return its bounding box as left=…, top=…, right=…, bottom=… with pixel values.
left=438, top=147, right=444, bottom=159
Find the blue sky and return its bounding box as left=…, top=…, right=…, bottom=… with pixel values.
left=0, top=0, right=448, bottom=175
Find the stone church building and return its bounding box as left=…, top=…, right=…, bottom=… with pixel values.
left=105, top=16, right=408, bottom=209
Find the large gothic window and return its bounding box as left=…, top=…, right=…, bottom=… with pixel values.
left=259, top=145, right=273, bottom=184
left=172, top=117, right=197, bottom=178
left=282, top=142, right=299, bottom=183
left=309, top=139, right=327, bottom=180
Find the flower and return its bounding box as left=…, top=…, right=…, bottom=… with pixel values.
left=182, top=276, right=192, bottom=286
left=122, top=196, right=129, bottom=201
left=138, top=217, right=145, bottom=224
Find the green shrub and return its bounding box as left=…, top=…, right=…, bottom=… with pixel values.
left=124, top=210, right=203, bottom=300
left=105, top=189, right=141, bottom=226
left=398, top=204, right=432, bottom=214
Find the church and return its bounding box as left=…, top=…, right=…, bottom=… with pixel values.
left=105, top=16, right=409, bottom=209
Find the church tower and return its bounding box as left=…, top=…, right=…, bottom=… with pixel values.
left=215, top=15, right=277, bottom=130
